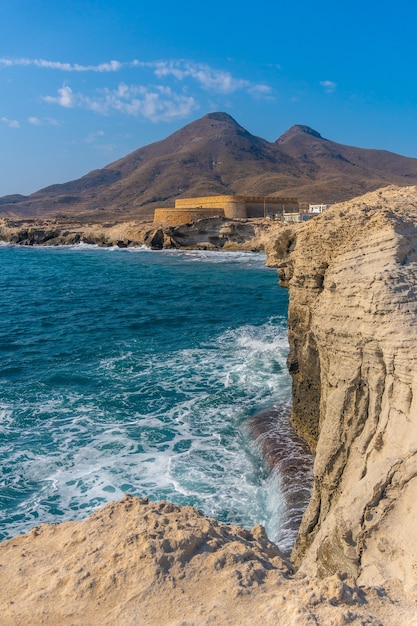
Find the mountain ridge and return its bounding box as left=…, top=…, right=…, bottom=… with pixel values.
left=2, top=112, right=417, bottom=220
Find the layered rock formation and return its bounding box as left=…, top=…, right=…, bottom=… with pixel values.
left=266, top=185, right=417, bottom=587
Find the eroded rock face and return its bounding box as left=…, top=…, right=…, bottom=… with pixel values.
left=266, top=185, right=417, bottom=586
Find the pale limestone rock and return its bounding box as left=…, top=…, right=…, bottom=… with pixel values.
left=267, top=185, right=417, bottom=587
left=0, top=496, right=413, bottom=625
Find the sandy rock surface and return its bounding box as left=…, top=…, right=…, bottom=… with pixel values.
left=1, top=495, right=415, bottom=625
left=0, top=216, right=283, bottom=251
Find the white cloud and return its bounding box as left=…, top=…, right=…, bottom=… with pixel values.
left=1, top=116, right=19, bottom=128
left=0, top=57, right=123, bottom=72
left=85, top=130, right=105, bottom=143
left=0, top=56, right=271, bottom=98
left=8, top=56, right=272, bottom=122
left=44, top=83, right=199, bottom=122
left=97, top=84, right=199, bottom=121
left=28, top=116, right=60, bottom=126
left=44, top=85, right=75, bottom=107
left=248, top=83, right=273, bottom=97
left=150, top=60, right=269, bottom=96
left=320, top=80, right=337, bottom=94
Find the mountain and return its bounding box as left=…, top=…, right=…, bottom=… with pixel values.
left=2, top=112, right=417, bottom=220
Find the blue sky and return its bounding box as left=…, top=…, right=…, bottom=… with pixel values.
left=1, top=0, right=417, bottom=196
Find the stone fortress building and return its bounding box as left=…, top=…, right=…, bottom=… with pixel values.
left=153, top=195, right=299, bottom=226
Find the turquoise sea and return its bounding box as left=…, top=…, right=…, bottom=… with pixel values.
left=0, top=244, right=306, bottom=552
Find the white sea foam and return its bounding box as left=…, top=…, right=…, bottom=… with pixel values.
left=152, top=248, right=267, bottom=265
left=0, top=246, right=299, bottom=550
left=1, top=320, right=292, bottom=543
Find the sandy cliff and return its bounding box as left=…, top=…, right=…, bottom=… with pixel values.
left=266, top=185, right=417, bottom=587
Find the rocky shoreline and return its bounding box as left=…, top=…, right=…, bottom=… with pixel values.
left=0, top=215, right=283, bottom=251
left=1, top=186, right=417, bottom=624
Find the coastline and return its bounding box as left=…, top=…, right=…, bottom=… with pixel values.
left=0, top=215, right=287, bottom=252
left=1, top=186, right=417, bottom=624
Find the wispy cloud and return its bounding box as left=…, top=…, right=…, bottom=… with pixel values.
left=149, top=60, right=271, bottom=96
left=4, top=56, right=272, bottom=123
left=0, top=57, right=123, bottom=72
left=1, top=56, right=271, bottom=97
left=85, top=130, right=105, bottom=143
left=44, top=85, right=75, bottom=108
left=1, top=116, right=19, bottom=128
left=28, top=116, right=42, bottom=125
left=44, top=83, right=199, bottom=122
left=28, top=116, right=60, bottom=126
left=320, top=80, right=337, bottom=94
left=151, top=61, right=249, bottom=93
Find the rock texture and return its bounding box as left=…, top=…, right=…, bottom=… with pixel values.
left=266, top=185, right=417, bottom=587
left=2, top=186, right=417, bottom=623
left=0, top=495, right=414, bottom=625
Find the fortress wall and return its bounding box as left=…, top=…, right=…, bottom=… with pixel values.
left=155, top=196, right=300, bottom=224
left=174, top=196, right=246, bottom=219
left=153, top=207, right=225, bottom=226
left=223, top=201, right=246, bottom=218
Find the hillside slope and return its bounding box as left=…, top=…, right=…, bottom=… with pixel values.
left=2, top=112, right=417, bottom=219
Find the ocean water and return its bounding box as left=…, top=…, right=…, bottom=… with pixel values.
left=0, top=244, right=302, bottom=551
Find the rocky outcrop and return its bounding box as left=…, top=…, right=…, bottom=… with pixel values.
left=266, top=185, right=417, bottom=587
left=0, top=216, right=282, bottom=251
left=1, top=495, right=414, bottom=625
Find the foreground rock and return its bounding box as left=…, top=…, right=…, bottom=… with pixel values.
left=0, top=495, right=414, bottom=625
left=266, top=185, right=417, bottom=588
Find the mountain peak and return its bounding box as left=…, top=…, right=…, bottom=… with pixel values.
left=168, top=111, right=246, bottom=141
left=203, top=112, right=239, bottom=124
left=276, top=125, right=323, bottom=143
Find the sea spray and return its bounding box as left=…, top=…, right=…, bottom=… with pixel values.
left=246, top=404, right=314, bottom=554
left=0, top=245, right=307, bottom=551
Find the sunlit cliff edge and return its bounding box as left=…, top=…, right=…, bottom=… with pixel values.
left=1, top=185, right=417, bottom=625
left=265, top=184, right=417, bottom=587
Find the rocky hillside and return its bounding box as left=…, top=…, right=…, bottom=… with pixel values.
left=266, top=185, right=417, bottom=586
left=2, top=112, right=417, bottom=219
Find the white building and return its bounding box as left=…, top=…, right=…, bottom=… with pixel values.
left=309, top=203, right=332, bottom=214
